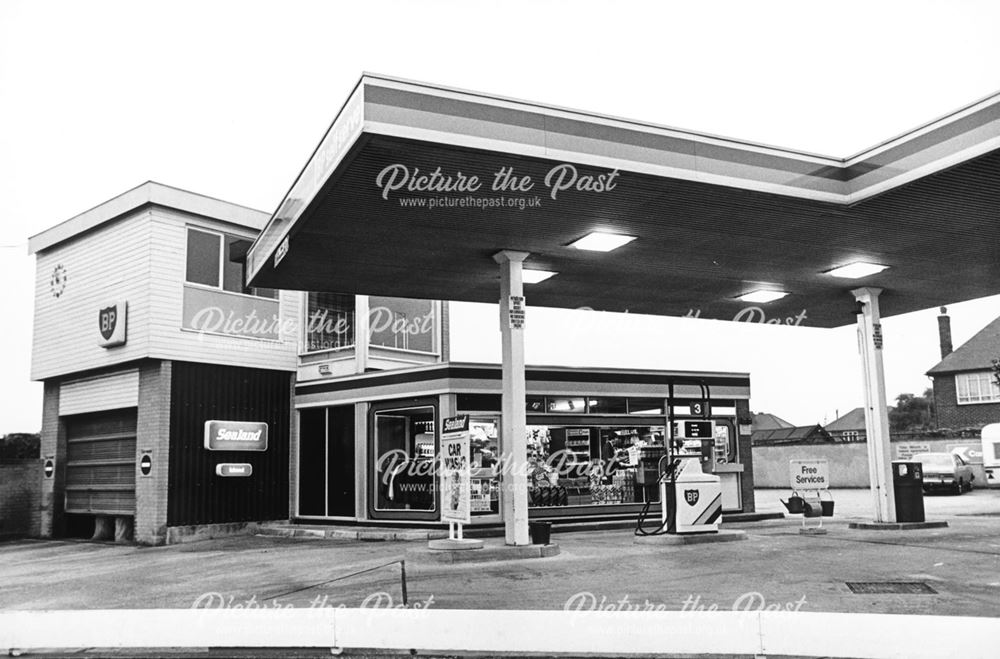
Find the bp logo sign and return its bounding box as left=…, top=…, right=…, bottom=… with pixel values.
left=99, top=306, right=117, bottom=340
left=97, top=300, right=127, bottom=347
left=684, top=489, right=700, bottom=506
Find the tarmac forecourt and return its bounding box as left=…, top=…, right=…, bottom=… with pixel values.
left=1, top=608, right=1000, bottom=658
left=1, top=488, right=998, bottom=656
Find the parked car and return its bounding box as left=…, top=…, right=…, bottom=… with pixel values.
left=912, top=452, right=975, bottom=494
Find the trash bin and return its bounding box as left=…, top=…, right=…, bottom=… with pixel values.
left=892, top=460, right=925, bottom=523
left=529, top=521, right=551, bottom=545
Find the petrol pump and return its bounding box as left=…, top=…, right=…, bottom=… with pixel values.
left=668, top=420, right=723, bottom=533
left=635, top=382, right=722, bottom=535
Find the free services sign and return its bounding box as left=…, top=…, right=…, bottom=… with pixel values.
left=204, top=420, right=268, bottom=451
left=789, top=459, right=829, bottom=490
left=441, top=415, right=471, bottom=525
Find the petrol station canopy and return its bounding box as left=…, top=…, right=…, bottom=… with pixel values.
left=247, top=74, right=1000, bottom=327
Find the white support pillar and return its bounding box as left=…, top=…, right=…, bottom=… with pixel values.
left=494, top=250, right=530, bottom=545
left=852, top=287, right=896, bottom=523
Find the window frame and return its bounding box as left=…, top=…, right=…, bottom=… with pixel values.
left=955, top=371, right=1000, bottom=405
left=300, top=291, right=357, bottom=355
left=184, top=226, right=276, bottom=300
left=367, top=296, right=442, bottom=356
left=367, top=399, right=440, bottom=521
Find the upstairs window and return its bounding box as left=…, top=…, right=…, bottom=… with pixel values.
left=185, top=228, right=276, bottom=298
left=304, top=292, right=355, bottom=352
left=955, top=371, right=1000, bottom=404
left=368, top=297, right=437, bottom=353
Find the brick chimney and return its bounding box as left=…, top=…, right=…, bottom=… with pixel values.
left=937, top=306, right=953, bottom=358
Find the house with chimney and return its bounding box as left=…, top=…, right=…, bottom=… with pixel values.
left=824, top=408, right=868, bottom=442
left=927, top=307, right=1000, bottom=429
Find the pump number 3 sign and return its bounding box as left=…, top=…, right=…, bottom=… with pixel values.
left=789, top=459, right=829, bottom=490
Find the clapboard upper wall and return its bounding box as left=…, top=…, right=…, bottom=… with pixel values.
left=29, top=182, right=300, bottom=381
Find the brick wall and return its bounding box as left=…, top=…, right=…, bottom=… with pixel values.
left=135, top=360, right=171, bottom=545
left=933, top=375, right=1000, bottom=429
left=39, top=380, right=64, bottom=537
left=0, top=461, right=42, bottom=538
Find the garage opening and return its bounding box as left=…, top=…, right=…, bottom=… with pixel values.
left=63, top=408, right=137, bottom=539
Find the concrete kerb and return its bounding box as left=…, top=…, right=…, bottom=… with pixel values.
left=410, top=541, right=561, bottom=563
left=633, top=529, right=748, bottom=545
left=848, top=520, right=950, bottom=531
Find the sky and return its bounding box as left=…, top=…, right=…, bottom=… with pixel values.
left=2, top=0, right=1000, bottom=432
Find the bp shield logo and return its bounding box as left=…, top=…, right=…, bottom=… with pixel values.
left=684, top=489, right=700, bottom=506
left=99, top=305, right=117, bottom=340
left=97, top=300, right=127, bottom=347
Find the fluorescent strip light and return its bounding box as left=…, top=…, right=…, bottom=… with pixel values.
left=569, top=232, right=637, bottom=252
left=738, top=290, right=788, bottom=303
left=523, top=269, right=557, bottom=284
left=825, top=262, right=889, bottom=279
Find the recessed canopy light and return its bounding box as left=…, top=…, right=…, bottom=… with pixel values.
left=738, top=290, right=788, bottom=303
left=825, top=262, right=889, bottom=279
left=523, top=269, right=557, bottom=284
left=569, top=232, right=637, bottom=252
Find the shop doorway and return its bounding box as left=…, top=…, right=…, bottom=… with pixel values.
left=297, top=405, right=356, bottom=518
left=368, top=399, right=438, bottom=521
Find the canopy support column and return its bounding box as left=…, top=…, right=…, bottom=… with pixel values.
left=494, top=250, right=530, bottom=545
left=852, top=287, right=896, bottom=523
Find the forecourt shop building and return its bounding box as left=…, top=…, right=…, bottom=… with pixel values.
left=29, top=183, right=754, bottom=545
left=29, top=76, right=1000, bottom=546
left=246, top=75, right=1000, bottom=544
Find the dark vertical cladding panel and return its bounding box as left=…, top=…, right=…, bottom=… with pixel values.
left=168, top=362, right=291, bottom=526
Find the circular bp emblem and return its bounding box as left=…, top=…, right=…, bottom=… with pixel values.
left=50, top=264, right=67, bottom=298
left=140, top=454, right=152, bottom=476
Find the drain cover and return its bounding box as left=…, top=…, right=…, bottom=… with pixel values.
left=846, top=582, right=937, bottom=594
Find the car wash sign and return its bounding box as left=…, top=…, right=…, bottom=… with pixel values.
left=441, top=415, right=471, bottom=525
left=204, top=420, right=268, bottom=451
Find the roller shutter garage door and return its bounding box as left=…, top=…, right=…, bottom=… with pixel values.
left=64, top=409, right=137, bottom=515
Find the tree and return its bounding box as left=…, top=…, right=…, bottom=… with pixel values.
left=888, top=389, right=934, bottom=432
left=0, top=433, right=40, bottom=462
left=992, top=358, right=1000, bottom=389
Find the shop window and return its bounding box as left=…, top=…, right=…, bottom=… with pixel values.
left=185, top=228, right=276, bottom=298
left=526, top=396, right=545, bottom=413
left=587, top=397, right=628, bottom=414
left=373, top=406, right=436, bottom=512
left=469, top=418, right=501, bottom=515
left=527, top=424, right=664, bottom=508
left=457, top=394, right=502, bottom=412
left=546, top=397, right=586, bottom=414
left=304, top=292, right=355, bottom=352
left=956, top=371, right=1000, bottom=404
left=368, top=297, right=437, bottom=353
left=627, top=398, right=665, bottom=415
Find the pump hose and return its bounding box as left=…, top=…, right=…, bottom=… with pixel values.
left=634, top=455, right=675, bottom=536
